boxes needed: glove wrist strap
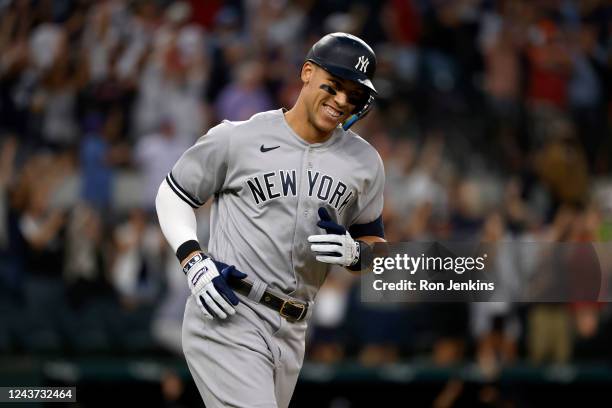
[347,240,373,271]
[182,252,206,275]
[349,240,360,266]
[185,256,218,292]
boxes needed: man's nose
[333,90,349,107]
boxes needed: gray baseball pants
[182,294,307,407]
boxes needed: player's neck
[284,106,333,144]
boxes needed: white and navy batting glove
[183,253,247,320]
[308,207,362,269]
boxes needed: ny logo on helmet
[355,56,369,73]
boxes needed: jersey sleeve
[166,122,232,208]
[348,153,385,238]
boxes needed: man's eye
[320,84,337,95]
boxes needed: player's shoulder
[213,109,284,135]
[195,109,283,149]
[340,129,384,170]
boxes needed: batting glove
[308,207,362,268]
[183,253,247,320]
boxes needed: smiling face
[300,62,366,135]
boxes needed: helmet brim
[307,59,377,95]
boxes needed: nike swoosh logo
[260,145,280,153]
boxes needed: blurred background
[0,0,611,406]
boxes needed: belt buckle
[279,299,306,322]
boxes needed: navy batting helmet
[305,32,377,130]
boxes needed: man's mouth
[322,104,343,119]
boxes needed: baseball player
[156,32,386,408]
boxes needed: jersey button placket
[305,149,312,218]
[290,147,311,292]
[306,145,313,168]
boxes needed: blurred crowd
[0,0,611,400]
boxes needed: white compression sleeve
[155,178,199,253]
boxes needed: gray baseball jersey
[168,108,385,302]
[169,108,384,407]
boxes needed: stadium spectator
[133,118,190,210]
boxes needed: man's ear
[301,62,315,84]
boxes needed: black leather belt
[229,279,308,323]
